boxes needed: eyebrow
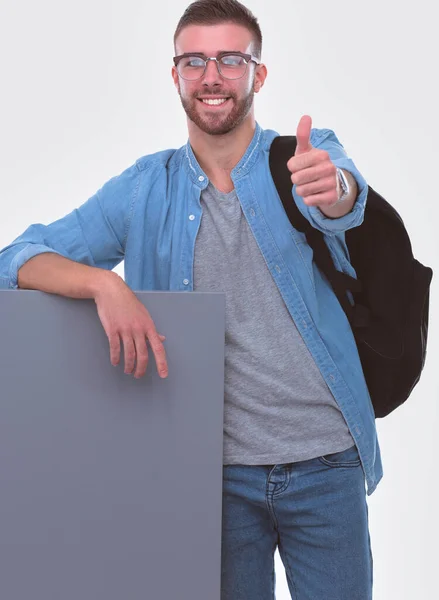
[180,50,245,56]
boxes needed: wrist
[90,269,123,302]
[330,167,350,207]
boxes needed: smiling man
[173,33,260,138]
[0,1,380,599]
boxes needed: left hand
[287,115,339,207]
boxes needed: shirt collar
[183,122,264,188]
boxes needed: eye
[220,55,246,67]
[182,56,205,68]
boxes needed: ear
[254,63,267,93]
[171,66,180,91]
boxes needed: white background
[0,0,438,598]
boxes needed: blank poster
[0,290,225,600]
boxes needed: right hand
[93,273,168,379]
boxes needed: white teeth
[202,98,228,105]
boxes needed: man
[0,1,381,598]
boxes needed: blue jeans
[221,444,373,599]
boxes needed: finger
[158,334,166,341]
[147,331,169,378]
[295,115,313,155]
[122,335,136,374]
[288,150,331,179]
[133,333,149,379]
[108,333,121,366]
[302,190,339,206]
[295,175,336,198]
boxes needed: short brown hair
[174,0,263,58]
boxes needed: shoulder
[94,146,186,208]
[310,128,343,148]
[134,146,185,174]
[258,126,343,152]
[97,145,186,199]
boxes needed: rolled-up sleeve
[292,128,368,235]
[0,162,141,289]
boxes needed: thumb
[295,115,313,155]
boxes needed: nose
[201,58,223,86]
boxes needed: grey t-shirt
[193,183,354,465]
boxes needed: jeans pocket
[318,444,361,468]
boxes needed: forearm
[318,170,358,219]
[17,253,117,300]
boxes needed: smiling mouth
[198,97,230,107]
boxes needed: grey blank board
[0,290,225,600]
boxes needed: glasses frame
[173,51,261,81]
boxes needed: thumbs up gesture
[287,115,340,207]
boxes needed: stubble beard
[179,84,255,136]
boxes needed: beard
[179,83,255,136]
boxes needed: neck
[188,113,256,193]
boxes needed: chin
[181,93,253,136]
[191,107,250,136]
[196,120,237,136]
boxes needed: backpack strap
[269,135,368,329]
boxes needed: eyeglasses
[173,51,261,81]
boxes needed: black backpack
[269,135,433,418]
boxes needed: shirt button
[198,175,205,182]
[183,279,189,286]
[189,214,195,221]
[250,208,256,217]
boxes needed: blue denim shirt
[0,123,383,495]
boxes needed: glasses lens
[177,56,206,80]
[218,55,248,79]
[177,55,249,80]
